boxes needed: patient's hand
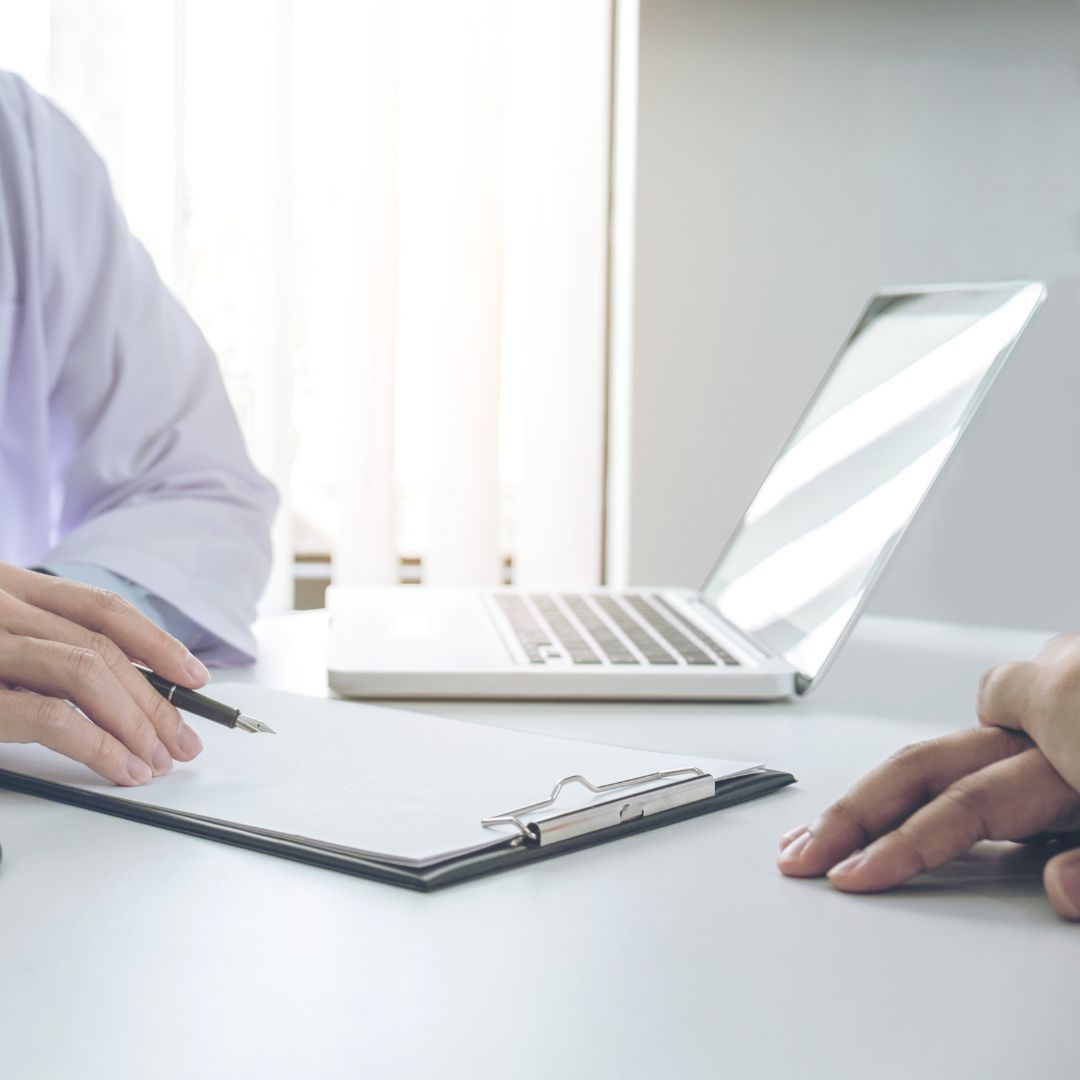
[977,632,1080,795]
[777,727,1080,920]
[0,561,207,786]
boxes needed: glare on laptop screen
[703,283,1044,685]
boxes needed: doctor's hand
[777,727,1080,920]
[0,561,207,786]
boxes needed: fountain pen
[136,666,276,733]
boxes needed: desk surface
[0,612,1075,1079]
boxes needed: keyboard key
[623,596,716,666]
[651,596,740,666]
[560,595,639,664]
[593,596,678,665]
[529,595,601,665]
[495,594,554,664]
[497,590,740,669]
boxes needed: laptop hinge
[688,595,813,694]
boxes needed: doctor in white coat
[0,73,277,785]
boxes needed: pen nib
[235,714,276,734]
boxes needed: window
[0,0,612,605]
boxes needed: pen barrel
[137,667,240,728]
[172,686,241,727]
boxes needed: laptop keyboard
[493,592,740,668]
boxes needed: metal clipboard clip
[481,767,716,847]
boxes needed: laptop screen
[702,282,1044,688]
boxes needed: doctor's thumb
[1044,846,1080,921]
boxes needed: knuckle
[90,586,133,617]
[129,713,159,751]
[819,795,851,825]
[886,740,932,772]
[882,741,935,802]
[819,796,870,845]
[941,779,983,815]
[1040,632,1080,661]
[976,661,1035,724]
[975,665,998,710]
[87,725,123,772]
[145,690,179,733]
[938,781,991,841]
[34,695,73,733]
[67,646,105,683]
[976,663,1012,709]
[887,823,931,875]
[86,632,124,670]
[86,724,110,760]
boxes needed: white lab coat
[0,73,277,662]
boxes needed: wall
[627,0,1080,631]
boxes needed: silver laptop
[328,282,1045,701]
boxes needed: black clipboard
[0,765,794,891]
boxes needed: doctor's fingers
[9,568,209,689]
[0,593,203,763]
[827,748,1080,894]
[0,633,174,776]
[778,726,1032,878]
[0,686,154,786]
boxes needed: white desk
[0,613,1075,1079]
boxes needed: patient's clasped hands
[0,562,207,785]
[779,633,1080,920]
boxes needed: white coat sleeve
[20,82,278,664]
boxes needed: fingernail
[1054,858,1080,920]
[178,722,204,757]
[185,655,210,685]
[126,754,153,785]
[828,851,868,879]
[778,830,813,864]
[779,823,810,852]
[151,740,172,775]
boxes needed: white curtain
[0,0,612,605]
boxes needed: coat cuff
[40,561,255,667]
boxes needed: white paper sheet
[0,685,761,867]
